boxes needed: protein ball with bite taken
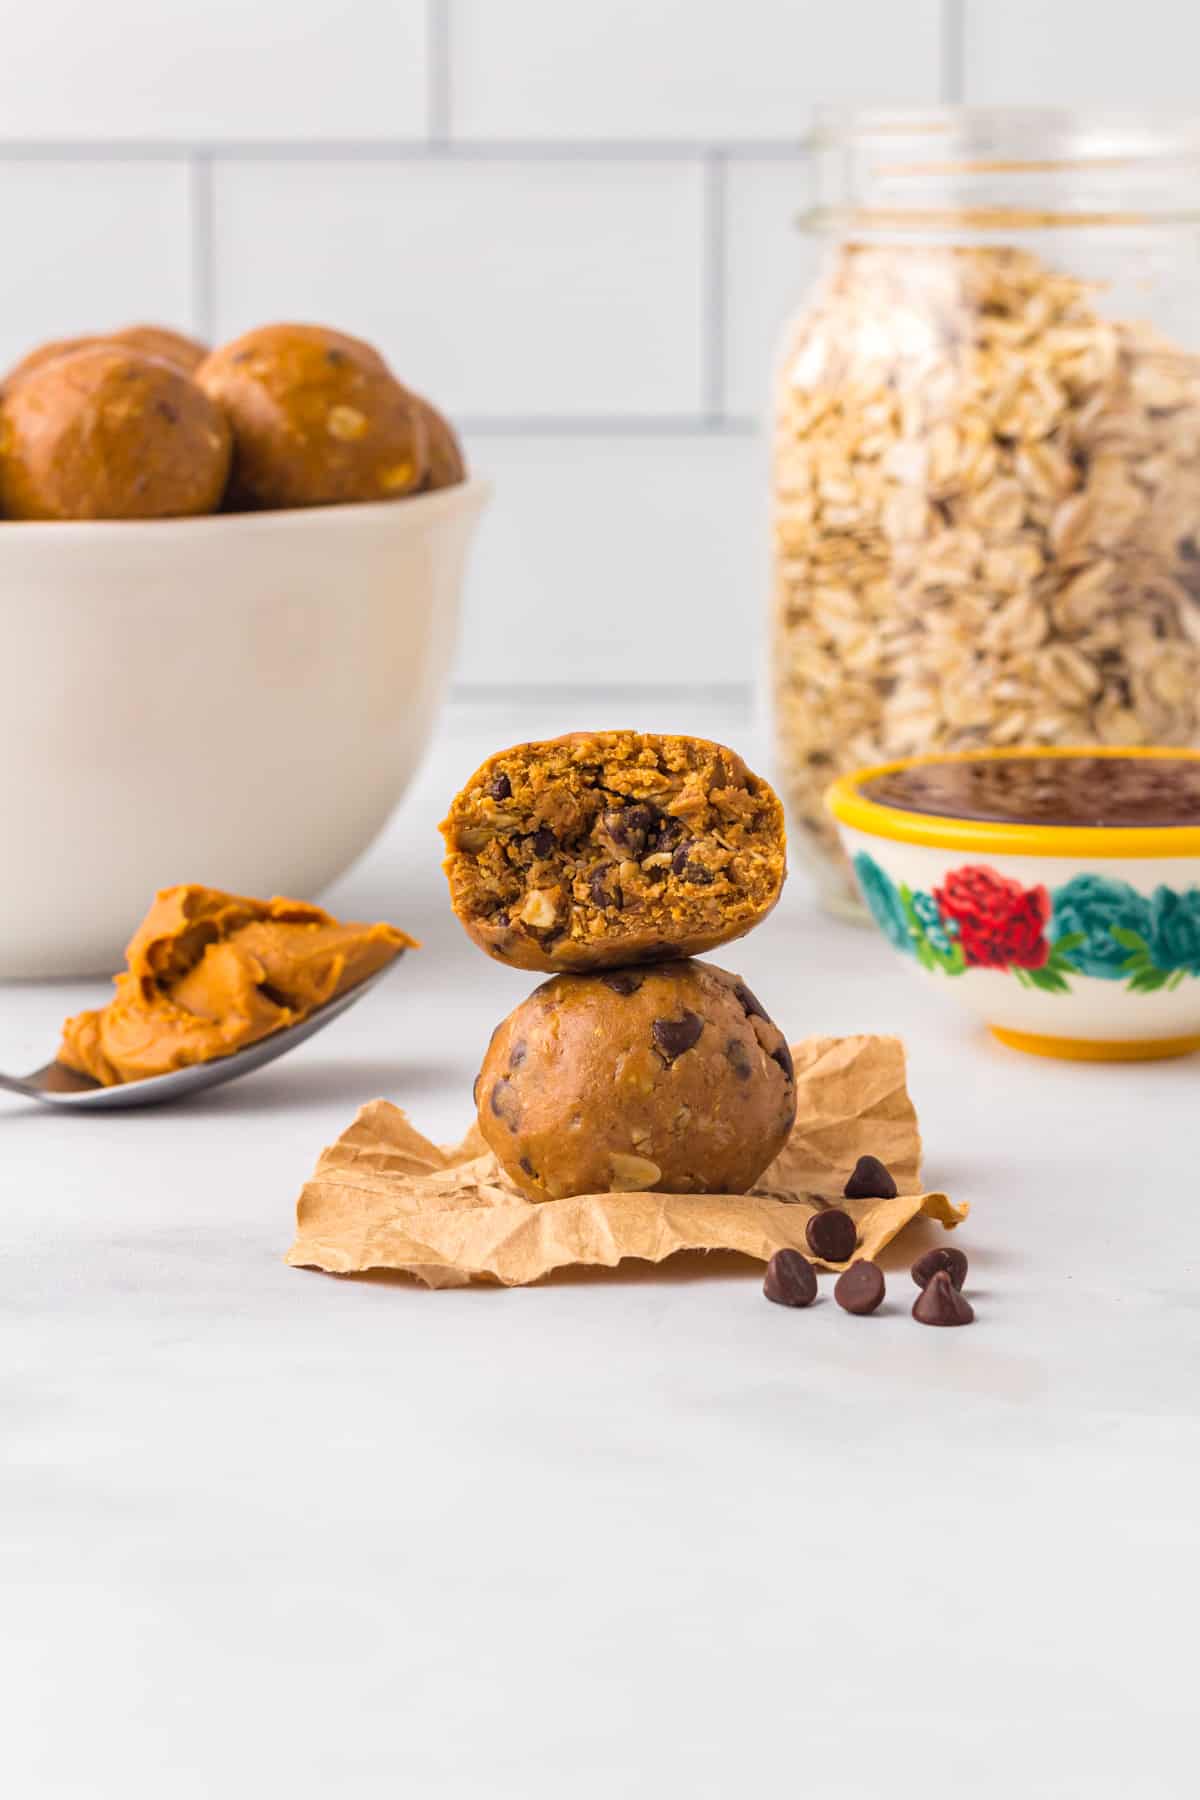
[442,731,787,973]
[195,323,428,510]
[475,959,797,1202]
[0,346,231,521]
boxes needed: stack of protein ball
[441,729,974,1326]
[0,321,464,521]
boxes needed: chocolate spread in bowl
[860,756,1200,828]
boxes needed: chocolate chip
[769,1042,794,1082]
[508,1041,527,1069]
[487,773,511,801]
[805,1207,857,1263]
[912,1270,975,1327]
[844,1154,898,1200]
[834,1260,885,1315]
[671,843,715,884]
[530,826,557,857]
[489,1079,520,1131]
[602,971,644,996]
[911,1246,968,1291]
[519,1156,536,1178]
[603,803,658,854]
[654,817,686,854]
[155,399,179,424]
[726,1038,753,1080]
[590,863,625,909]
[652,1012,704,1063]
[472,1072,481,1106]
[732,980,768,1022]
[763,1248,817,1308]
[492,911,510,928]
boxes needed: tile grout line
[941,0,966,104]
[701,150,728,422]
[427,0,451,144]
[0,137,811,163]
[188,152,215,340]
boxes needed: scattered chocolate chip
[912,1270,975,1327]
[769,1042,794,1082]
[763,1248,817,1308]
[508,1041,527,1069]
[492,911,510,928]
[844,1154,898,1200]
[726,1038,753,1080]
[155,399,179,424]
[519,1156,536,1178]
[602,970,644,996]
[834,1260,885,1315]
[652,1012,705,1063]
[654,817,686,854]
[805,1208,858,1263]
[489,1079,520,1131]
[487,773,511,801]
[603,803,658,854]
[911,1246,968,1291]
[732,980,768,1022]
[589,863,622,908]
[530,826,557,857]
[326,347,346,366]
[472,1072,481,1106]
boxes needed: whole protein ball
[412,390,466,490]
[1,333,99,393]
[195,322,429,509]
[475,959,797,1202]
[108,323,208,374]
[0,346,232,521]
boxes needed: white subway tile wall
[0,1,1189,685]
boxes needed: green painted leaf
[1128,968,1169,993]
[1026,966,1072,994]
[1051,932,1086,955]
[1118,950,1150,973]
[1167,969,1187,991]
[1110,927,1150,952]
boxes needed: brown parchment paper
[286,1035,966,1289]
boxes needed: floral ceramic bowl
[827,746,1200,1060]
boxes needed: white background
[5,693,1199,1798]
[3,1,1199,687]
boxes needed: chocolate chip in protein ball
[805,1207,858,1263]
[834,1260,886,1316]
[911,1246,968,1291]
[589,864,621,908]
[603,803,659,854]
[530,826,557,857]
[912,1270,975,1327]
[487,774,511,801]
[601,970,644,996]
[726,1037,753,1080]
[763,1248,818,1309]
[489,1078,521,1130]
[770,1042,795,1082]
[844,1154,899,1200]
[652,1011,705,1063]
[732,981,769,1022]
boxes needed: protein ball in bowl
[1,333,99,393]
[413,390,466,490]
[475,959,797,1202]
[0,346,232,521]
[195,323,429,509]
[108,324,208,374]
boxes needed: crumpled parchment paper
[286,1035,966,1289]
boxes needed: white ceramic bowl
[828,747,1200,1061]
[0,479,490,976]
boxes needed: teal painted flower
[910,889,958,957]
[1050,874,1153,980]
[1147,886,1200,976]
[853,852,912,955]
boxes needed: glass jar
[771,108,1200,913]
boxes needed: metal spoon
[0,966,393,1111]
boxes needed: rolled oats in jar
[772,109,1200,911]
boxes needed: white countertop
[4,694,1196,1799]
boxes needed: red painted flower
[934,865,1051,969]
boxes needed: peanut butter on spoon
[58,884,416,1087]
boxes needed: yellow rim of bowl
[825,745,1200,859]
